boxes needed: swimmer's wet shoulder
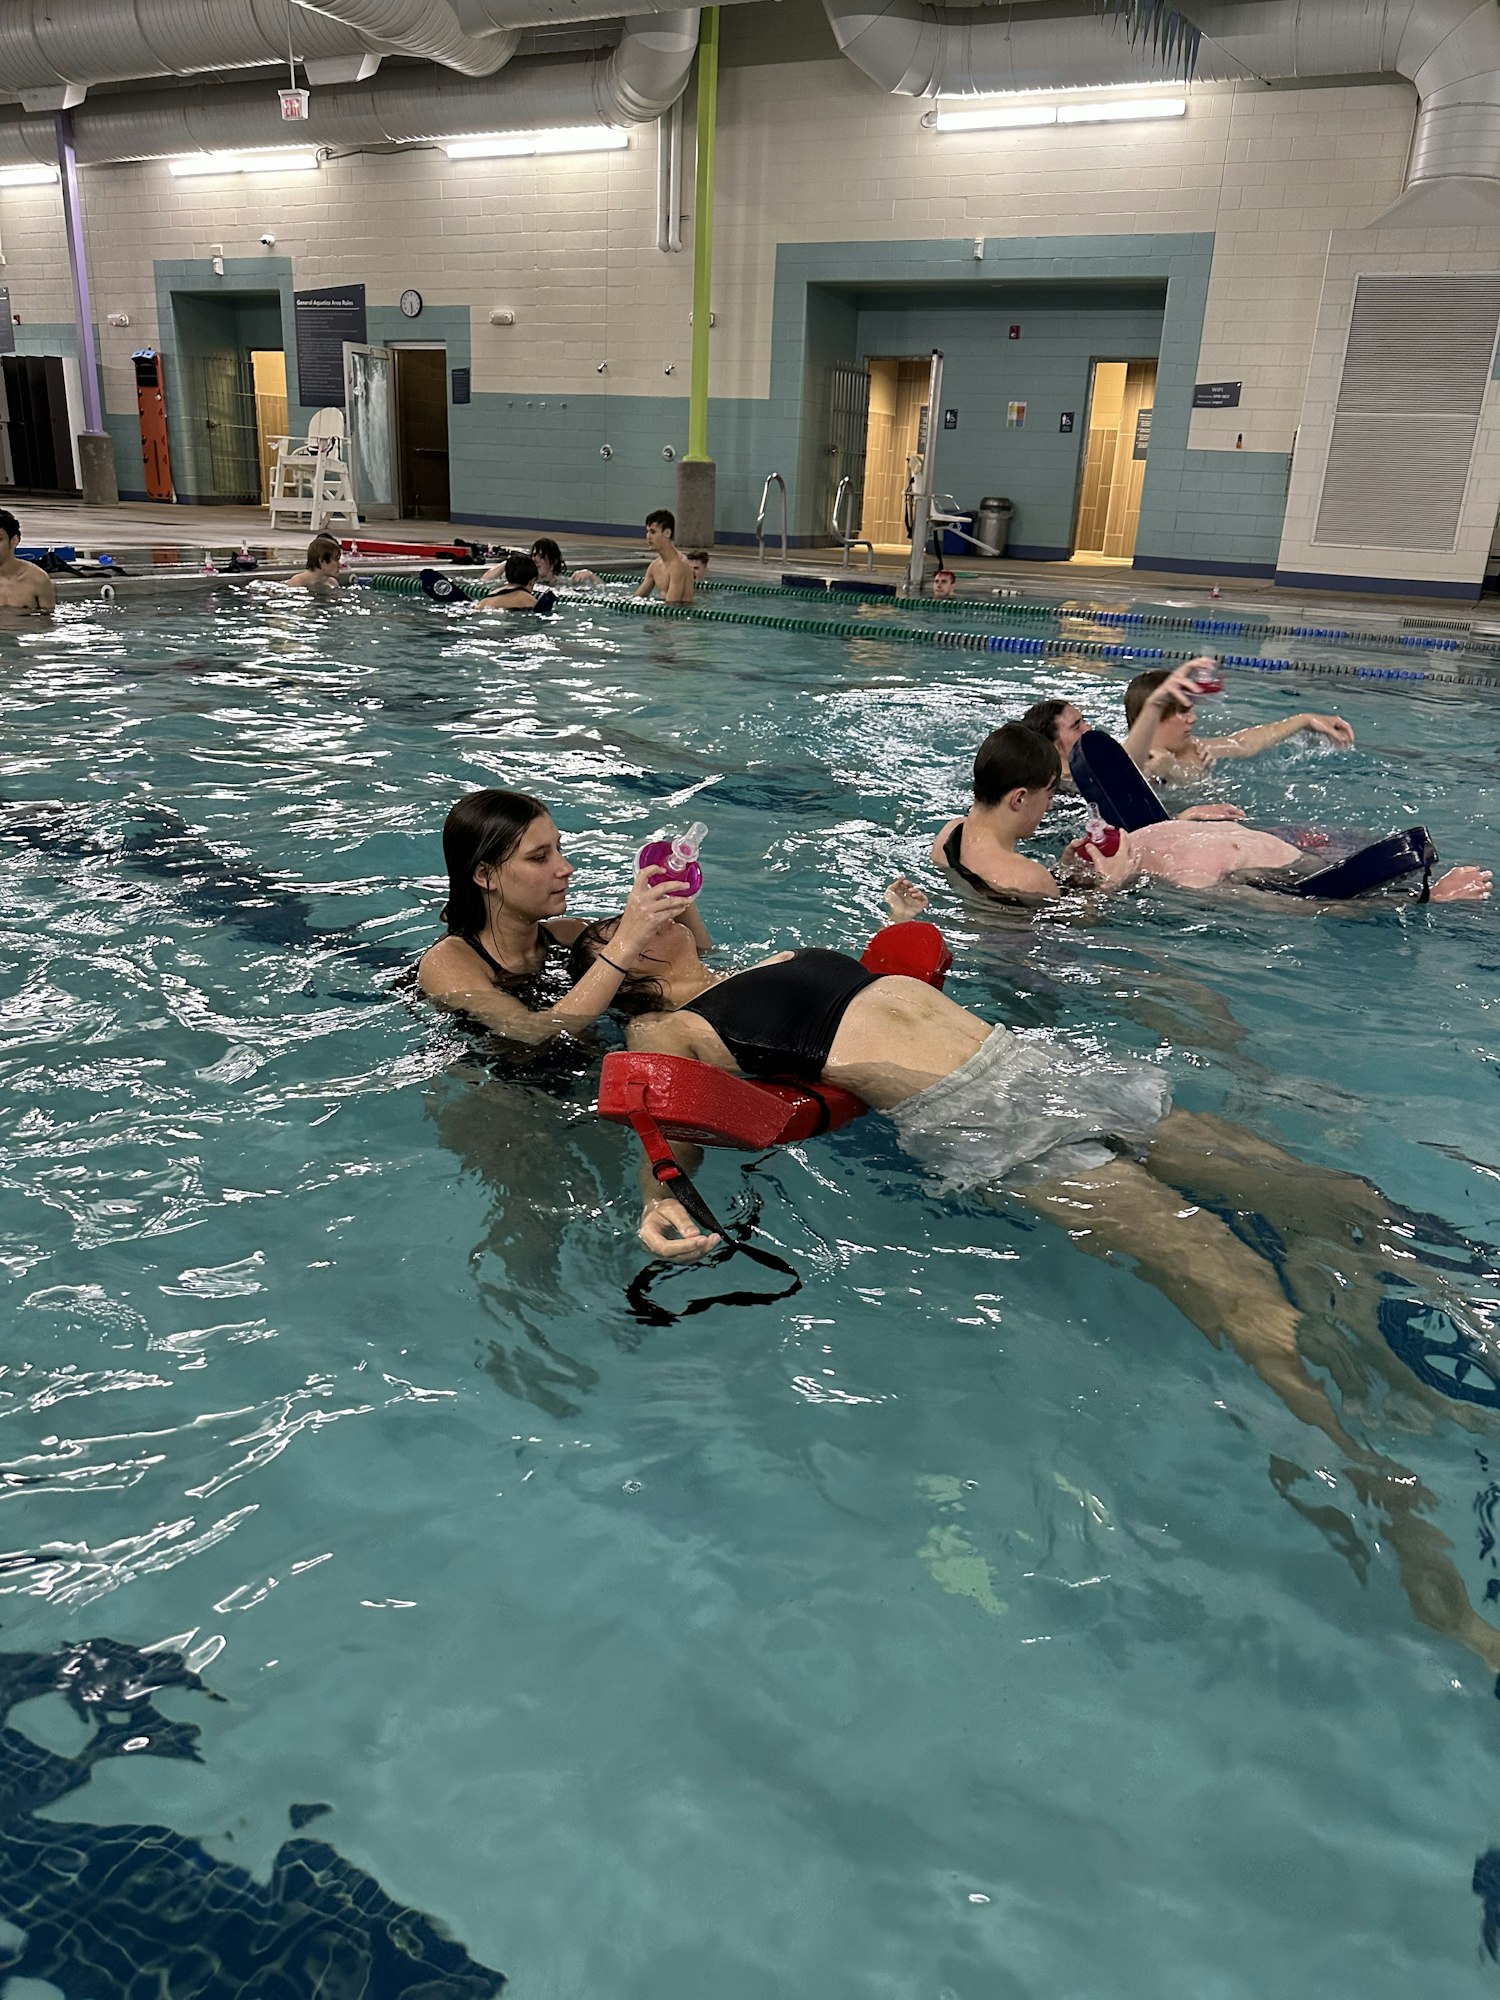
[0,508,55,614]
[931,817,1058,905]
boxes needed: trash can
[975,496,1012,557]
[940,513,974,557]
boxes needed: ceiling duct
[0,0,714,109]
[290,0,518,77]
[822,0,1500,209]
[0,9,702,166]
[0,0,385,109]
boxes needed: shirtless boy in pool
[0,508,55,614]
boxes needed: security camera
[259,233,277,247]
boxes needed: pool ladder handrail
[756,471,788,566]
[831,476,875,572]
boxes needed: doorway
[1073,359,1157,561]
[251,349,288,505]
[860,356,929,547]
[391,346,450,518]
[172,290,284,503]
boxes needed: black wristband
[599,953,631,975]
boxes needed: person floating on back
[0,508,56,614]
[933,717,1489,906]
[635,509,694,605]
[1124,665,1354,781]
[286,534,345,593]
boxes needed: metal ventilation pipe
[290,0,517,77]
[0,0,384,108]
[0,0,711,107]
[1192,1,1500,188]
[823,0,1189,100]
[821,0,1500,195]
[0,10,702,165]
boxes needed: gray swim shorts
[889,1026,1172,1192]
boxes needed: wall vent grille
[1314,275,1500,551]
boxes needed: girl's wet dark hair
[504,552,539,590]
[441,788,551,935]
[567,918,668,1015]
[1019,698,1071,744]
[530,537,564,576]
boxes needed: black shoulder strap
[456,931,510,979]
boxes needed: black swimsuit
[681,949,881,1079]
[454,923,572,1012]
[941,821,1042,907]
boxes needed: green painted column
[677,6,719,545]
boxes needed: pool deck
[12,496,1500,636]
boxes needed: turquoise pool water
[2,582,1499,1996]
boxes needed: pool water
[1,583,1499,1997]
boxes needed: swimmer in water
[285,534,345,593]
[1125,664,1354,781]
[417,788,706,1045]
[0,507,56,614]
[481,553,552,613]
[529,537,600,590]
[571,883,1500,1670]
[1021,661,1250,800]
[932,568,957,599]
[634,509,694,605]
[481,538,600,592]
[933,722,1490,905]
[686,548,711,585]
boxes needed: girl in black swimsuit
[417,788,698,1045]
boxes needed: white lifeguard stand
[267,407,359,531]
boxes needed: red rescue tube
[339,537,482,560]
[599,1051,866,1149]
[597,921,950,1153]
[859,919,952,987]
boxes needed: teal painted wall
[1135,447,1292,573]
[44,234,1295,572]
[851,287,1166,556]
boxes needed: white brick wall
[0,61,1417,449]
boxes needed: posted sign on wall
[294,284,368,407]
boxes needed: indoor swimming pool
[2,579,1499,1996]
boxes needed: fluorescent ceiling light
[169,150,319,177]
[0,164,59,187]
[932,104,1056,133]
[932,92,1187,133]
[443,126,629,160]
[1057,96,1187,124]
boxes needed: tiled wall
[0,56,1435,571]
[849,289,1166,557]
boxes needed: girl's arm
[624,1012,731,1259]
[417,871,684,1045]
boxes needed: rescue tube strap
[620,1093,803,1324]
